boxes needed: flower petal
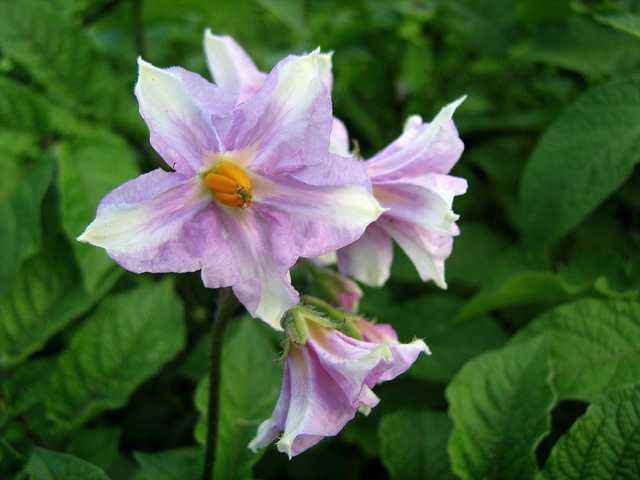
[382,339,430,382]
[330,117,350,156]
[253,173,384,259]
[374,173,467,236]
[379,217,453,288]
[367,96,466,181]
[308,326,392,406]
[200,206,299,329]
[77,169,212,273]
[224,50,333,175]
[355,319,431,383]
[276,346,359,458]
[135,59,224,175]
[248,358,292,452]
[337,224,393,287]
[203,30,266,105]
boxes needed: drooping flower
[78,48,383,329]
[337,100,467,287]
[248,306,429,457]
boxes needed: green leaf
[0,232,117,368]
[46,280,185,429]
[513,299,640,402]
[442,0,517,55]
[386,294,508,382]
[0,157,53,298]
[379,410,455,480]
[595,12,640,39]
[521,16,640,77]
[256,0,306,34]
[27,447,110,480]
[447,338,556,480]
[520,77,640,247]
[66,428,121,472]
[0,77,52,133]
[445,223,512,289]
[2,357,54,416]
[457,271,584,321]
[57,131,139,292]
[542,384,640,479]
[133,448,203,480]
[195,316,280,480]
[0,0,127,121]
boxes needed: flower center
[204,160,253,208]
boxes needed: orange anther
[214,192,245,208]
[204,173,237,193]
[203,159,253,208]
[217,161,252,191]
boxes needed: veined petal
[374,173,467,236]
[308,326,392,406]
[135,58,222,175]
[381,339,430,382]
[379,218,453,288]
[367,96,466,180]
[248,359,292,452]
[203,29,266,105]
[329,117,350,156]
[77,169,211,273]
[337,224,393,287]
[253,174,384,259]
[276,346,359,458]
[202,206,299,329]
[354,318,431,383]
[225,50,333,175]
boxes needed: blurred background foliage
[1,0,640,478]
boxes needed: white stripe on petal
[203,29,266,104]
[135,58,219,175]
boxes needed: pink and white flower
[249,313,428,457]
[337,101,467,288]
[78,47,383,329]
[203,32,467,289]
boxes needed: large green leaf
[457,271,585,321]
[521,16,640,77]
[542,384,640,479]
[0,77,52,134]
[27,447,110,480]
[0,0,127,121]
[0,233,117,368]
[595,12,640,39]
[46,280,185,429]
[66,427,121,473]
[2,357,54,416]
[447,338,556,480]
[386,294,508,382]
[195,316,280,480]
[57,132,139,292]
[379,410,455,480]
[513,299,640,402]
[441,0,517,55]
[520,77,640,247]
[133,448,203,480]
[0,156,52,298]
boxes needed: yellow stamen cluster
[204,161,253,208]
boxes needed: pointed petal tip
[276,438,294,460]
[413,338,431,355]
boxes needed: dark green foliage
[1,1,639,479]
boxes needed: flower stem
[202,287,235,480]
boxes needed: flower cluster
[79,31,465,457]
